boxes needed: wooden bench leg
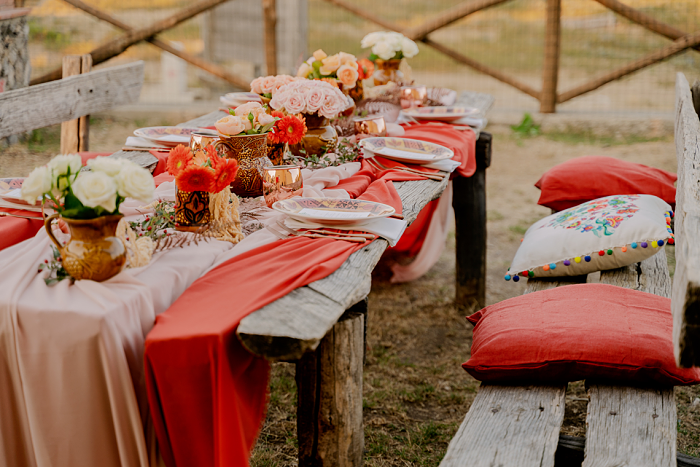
[454,131,492,311]
[296,300,366,467]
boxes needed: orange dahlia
[167,145,193,176]
[213,158,239,193]
[176,165,215,193]
[275,115,307,145]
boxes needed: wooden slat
[439,385,566,467]
[524,275,588,293]
[558,30,700,104]
[238,176,449,360]
[583,254,675,467]
[60,55,83,154]
[582,385,676,467]
[673,72,700,368]
[403,0,511,41]
[692,80,700,119]
[540,0,561,113]
[78,54,93,152]
[30,0,230,86]
[62,0,250,90]
[0,61,144,139]
[262,0,277,76]
[593,0,700,54]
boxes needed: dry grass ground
[1,117,698,465]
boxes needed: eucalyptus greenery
[38,246,73,286]
[129,200,176,240]
[288,138,362,169]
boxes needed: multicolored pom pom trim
[506,210,674,282]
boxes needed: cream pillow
[506,194,673,281]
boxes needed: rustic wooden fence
[28,0,699,113]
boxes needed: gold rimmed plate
[403,106,479,122]
[133,127,217,148]
[272,198,395,226]
[359,137,454,165]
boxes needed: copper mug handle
[44,213,64,251]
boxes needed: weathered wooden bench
[440,73,700,467]
[0,58,144,148]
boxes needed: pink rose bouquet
[269,80,351,120]
[250,75,304,99]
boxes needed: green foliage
[511,113,541,137]
[128,200,176,240]
[38,246,72,286]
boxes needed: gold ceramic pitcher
[44,214,127,282]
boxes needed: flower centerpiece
[250,74,303,103]
[21,155,154,282]
[361,31,419,86]
[297,49,360,91]
[269,80,350,157]
[167,144,239,230]
[266,110,307,165]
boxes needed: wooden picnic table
[110,92,494,465]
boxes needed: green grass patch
[544,129,671,146]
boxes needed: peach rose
[234,102,265,119]
[285,94,307,114]
[260,76,278,94]
[320,54,341,75]
[312,49,327,61]
[257,113,276,126]
[250,77,265,94]
[338,52,357,65]
[305,87,326,112]
[336,64,359,89]
[318,92,346,119]
[215,115,246,136]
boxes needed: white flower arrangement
[269,80,352,119]
[361,31,419,61]
[21,154,154,218]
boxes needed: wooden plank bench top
[442,74,700,467]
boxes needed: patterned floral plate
[0,177,30,205]
[403,106,479,122]
[359,137,454,165]
[133,127,217,147]
[272,197,395,226]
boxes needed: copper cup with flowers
[167,144,239,231]
[266,110,307,165]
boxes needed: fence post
[262,0,277,76]
[540,0,561,113]
[60,54,91,154]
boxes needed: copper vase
[214,133,272,197]
[175,188,211,232]
[44,214,126,282]
[373,59,404,86]
[267,141,287,166]
[290,113,338,158]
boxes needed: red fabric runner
[401,122,477,178]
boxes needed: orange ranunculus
[176,165,215,193]
[213,158,239,193]
[167,145,193,177]
[357,58,374,80]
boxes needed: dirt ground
[1,116,698,466]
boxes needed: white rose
[386,32,404,50]
[72,171,118,213]
[401,37,419,58]
[269,90,288,110]
[21,166,52,205]
[361,32,385,48]
[373,41,396,60]
[87,156,125,176]
[48,154,83,190]
[115,162,154,203]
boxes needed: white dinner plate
[272,197,395,226]
[403,106,479,122]
[359,137,454,165]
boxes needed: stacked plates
[359,137,454,165]
[220,92,262,108]
[272,198,395,226]
[133,127,218,148]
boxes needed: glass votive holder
[353,115,387,141]
[400,85,427,109]
[262,165,304,208]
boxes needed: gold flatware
[365,157,445,181]
[267,223,366,243]
[121,146,168,152]
[275,220,375,240]
[0,211,45,220]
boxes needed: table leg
[297,299,367,467]
[453,132,492,311]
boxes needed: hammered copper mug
[190,131,220,155]
[262,165,303,208]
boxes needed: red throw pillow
[535,156,677,212]
[463,284,700,386]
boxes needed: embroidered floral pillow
[506,194,673,281]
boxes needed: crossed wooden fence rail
[28,0,700,113]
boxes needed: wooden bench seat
[441,73,700,467]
